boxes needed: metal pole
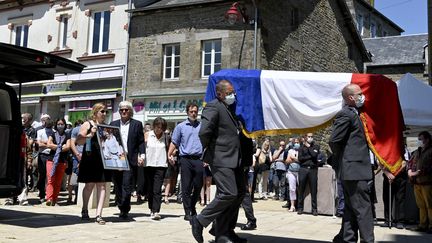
[388,181,392,229]
[252,0,258,69]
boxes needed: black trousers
[297,167,318,211]
[180,157,204,216]
[144,167,166,213]
[136,166,146,196]
[37,154,50,199]
[113,165,137,214]
[342,180,374,243]
[197,166,245,237]
[382,171,407,223]
[242,170,256,223]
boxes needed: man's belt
[181,155,202,160]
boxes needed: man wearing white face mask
[190,80,253,243]
[297,132,320,216]
[330,83,374,243]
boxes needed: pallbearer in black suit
[110,101,146,219]
[191,80,252,243]
[329,84,374,243]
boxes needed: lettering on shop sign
[147,99,204,113]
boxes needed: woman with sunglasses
[77,103,112,225]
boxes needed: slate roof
[363,34,427,66]
[133,0,226,11]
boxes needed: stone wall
[127,2,255,97]
[367,64,427,82]
[259,0,364,73]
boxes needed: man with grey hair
[110,101,146,219]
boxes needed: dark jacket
[329,105,372,181]
[199,99,252,169]
[298,143,320,168]
[110,119,145,167]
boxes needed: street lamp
[224,1,258,69]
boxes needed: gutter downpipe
[121,0,133,101]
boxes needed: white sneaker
[152,213,161,220]
[150,212,155,219]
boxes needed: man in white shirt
[110,101,145,219]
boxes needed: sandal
[288,207,296,212]
[164,198,169,205]
[95,215,106,225]
[81,209,90,220]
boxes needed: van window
[0,89,12,121]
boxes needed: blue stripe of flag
[207,69,265,132]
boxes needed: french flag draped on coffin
[206,69,405,175]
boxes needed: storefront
[132,93,205,131]
[15,65,124,123]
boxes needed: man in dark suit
[329,84,374,243]
[110,101,145,219]
[191,80,252,243]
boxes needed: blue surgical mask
[225,93,236,105]
[293,143,300,149]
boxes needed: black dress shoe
[216,236,234,243]
[241,221,257,230]
[184,214,191,222]
[119,212,128,219]
[312,210,318,216]
[335,212,343,218]
[297,209,303,215]
[191,215,204,243]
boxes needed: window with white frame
[14,24,29,47]
[91,10,110,54]
[202,39,222,77]
[163,44,180,80]
[370,22,376,38]
[356,14,364,36]
[59,15,69,49]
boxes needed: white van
[0,43,84,198]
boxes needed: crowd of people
[7,80,432,243]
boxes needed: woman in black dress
[77,103,111,225]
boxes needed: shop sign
[42,81,72,94]
[144,98,204,114]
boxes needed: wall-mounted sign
[42,81,72,94]
[142,97,204,114]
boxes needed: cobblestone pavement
[1,191,431,243]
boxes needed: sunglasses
[99,110,107,114]
[120,109,129,112]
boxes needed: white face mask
[355,94,365,108]
[307,137,314,144]
[225,93,236,105]
[417,140,424,147]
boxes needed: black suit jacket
[110,119,145,167]
[329,105,372,181]
[199,99,252,169]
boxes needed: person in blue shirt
[168,102,204,221]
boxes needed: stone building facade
[127,0,370,127]
[0,0,130,123]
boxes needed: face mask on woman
[293,143,300,150]
[57,124,65,133]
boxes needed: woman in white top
[286,137,302,212]
[255,140,272,200]
[144,117,169,220]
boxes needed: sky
[374,0,427,35]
